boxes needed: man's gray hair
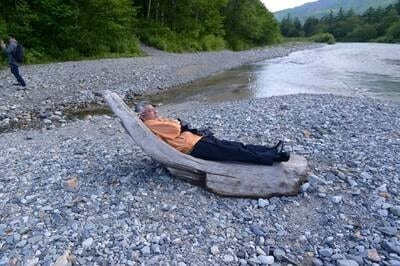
[134,101,151,113]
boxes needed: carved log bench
[104,91,309,198]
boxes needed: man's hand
[197,128,214,137]
[177,118,191,131]
[0,40,5,48]
[177,118,214,137]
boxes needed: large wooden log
[103,91,309,198]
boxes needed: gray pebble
[331,196,343,203]
[223,255,234,263]
[319,248,333,257]
[390,206,400,217]
[312,258,323,266]
[388,260,400,266]
[258,199,269,208]
[337,259,359,266]
[258,255,274,265]
[300,182,310,193]
[141,246,151,256]
[382,241,400,255]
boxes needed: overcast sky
[262,0,318,12]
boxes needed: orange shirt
[144,118,203,154]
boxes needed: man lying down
[135,102,290,166]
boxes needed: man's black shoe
[12,83,22,86]
[274,140,284,152]
[275,151,290,162]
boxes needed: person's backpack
[12,44,24,63]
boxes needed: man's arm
[177,118,213,137]
[145,119,182,140]
[0,40,12,55]
[0,40,6,52]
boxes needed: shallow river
[150,43,400,104]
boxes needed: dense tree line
[280,0,400,43]
[0,0,139,62]
[134,0,279,51]
[0,0,280,63]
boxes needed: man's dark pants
[190,135,277,165]
[10,64,26,87]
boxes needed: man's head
[8,35,16,43]
[135,101,157,121]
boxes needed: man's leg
[209,139,278,154]
[245,143,278,153]
[190,136,277,165]
[10,64,26,87]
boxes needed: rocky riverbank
[0,43,321,133]
[1,92,399,265]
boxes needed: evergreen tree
[377,9,399,36]
[396,0,400,13]
[337,8,345,20]
[294,18,304,36]
[280,15,293,37]
[303,17,319,37]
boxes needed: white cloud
[262,0,318,12]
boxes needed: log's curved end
[206,155,310,198]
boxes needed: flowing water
[149,43,400,105]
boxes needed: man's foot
[275,151,290,162]
[274,140,285,153]
[12,83,22,86]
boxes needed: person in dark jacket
[135,102,290,166]
[1,35,26,87]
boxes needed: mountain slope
[275,0,397,21]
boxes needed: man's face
[141,105,157,121]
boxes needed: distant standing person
[1,35,26,87]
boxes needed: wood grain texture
[104,90,309,198]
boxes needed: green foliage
[224,0,280,50]
[0,0,281,64]
[24,48,53,64]
[386,21,400,42]
[75,0,139,56]
[280,15,305,37]
[138,21,221,52]
[228,38,253,51]
[1,0,140,63]
[136,0,280,52]
[201,35,226,51]
[280,1,400,43]
[135,0,230,52]
[311,33,336,44]
[303,17,320,37]
[347,24,378,42]
[0,18,7,37]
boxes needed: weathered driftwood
[104,91,309,198]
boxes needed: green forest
[280,0,400,43]
[0,0,279,64]
[275,0,397,22]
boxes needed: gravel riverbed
[1,44,400,265]
[0,43,321,133]
[1,92,399,265]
